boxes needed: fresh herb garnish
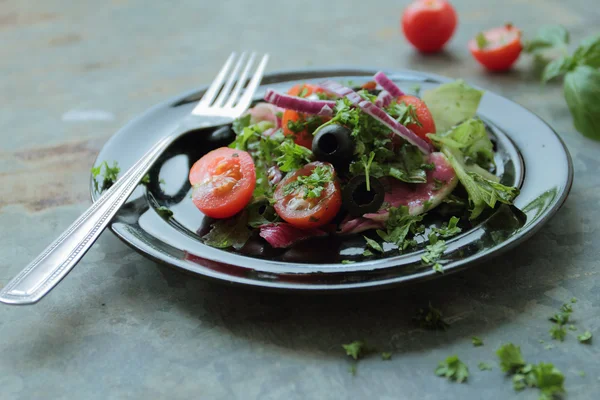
[550,324,567,341]
[497,343,566,398]
[414,302,449,330]
[577,330,592,343]
[91,160,121,193]
[342,341,366,360]
[284,165,332,199]
[377,206,424,249]
[381,352,392,360]
[476,32,488,49]
[363,236,383,253]
[472,336,484,347]
[276,140,313,172]
[435,355,469,383]
[523,27,600,140]
[497,343,526,373]
[478,362,493,371]
[432,216,462,238]
[421,233,447,273]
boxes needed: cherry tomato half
[189,147,256,219]
[282,110,329,150]
[402,0,457,53]
[397,95,436,142]
[274,162,342,229]
[469,24,523,71]
[287,83,324,98]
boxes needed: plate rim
[91,67,574,292]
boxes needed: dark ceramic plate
[91,68,573,292]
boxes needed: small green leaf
[577,330,592,343]
[550,324,567,341]
[341,260,355,264]
[381,352,392,360]
[202,212,251,250]
[475,32,488,49]
[472,336,484,347]
[342,341,365,360]
[363,236,383,253]
[496,343,525,373]
[478,362,492,371]
[570,297,578,303]
[435,355,469,383]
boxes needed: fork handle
[0,134,177,305]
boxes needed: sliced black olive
[342,175,385,217]
[312,124,354,169]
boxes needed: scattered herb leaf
[478,362,493,371]
[472,336,484,347]
[577,330,592,343]
[381,352,392,361]
[435,355,469,383]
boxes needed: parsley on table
[570,297,578,303]
[284,165,332,199]
[568,325,577,331]
[496,343,526,373]
[381,352,392,361]
[577,330,592,343]
[435,355,469,383]
[342,341,366,360]
[155,206,173,219]
[577,370,585,377]
[496,343,566,399]
[91,160,121,193]
[414,302,449,330]
[550,324,567,341]
[478,362,492,371]
[472,336,484,347]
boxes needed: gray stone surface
[1,0,600,398]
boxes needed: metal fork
[0,52,269,305]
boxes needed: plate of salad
[90,68,572,291]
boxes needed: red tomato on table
[469,24,523,71]
[273,162,342,229]
[189,147,255,219]
[402,0,458,53]
[397,95,437,142]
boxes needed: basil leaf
[564,65,600,140]
[524,25,569,53]
[541,56,575,83]
[572,33,600,68]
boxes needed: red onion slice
[320,80,432,154]
[373,71,405,98]
[264,89,336,116]
[375,90,393,108]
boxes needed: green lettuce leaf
[442,146,519,219]
[202,212,251,250]
[428,118,495,170]
[422,80,484,133]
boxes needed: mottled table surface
[2,0,600,399]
